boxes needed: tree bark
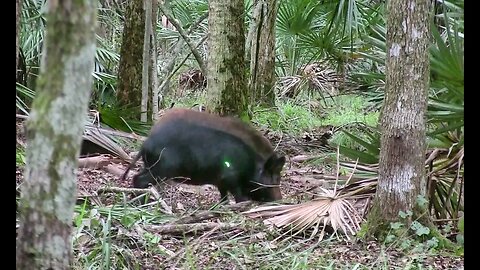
[206,0,248,118]
[158,0,173,103]
[367,0,432,235]
[248,0,278,106]
[141,0,152,122]
[150,0,159,121]
[16,0,97,268]
[116,0,146,118]
[16,0,22,79]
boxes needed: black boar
[121,108,286,203]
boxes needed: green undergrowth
[358,199,464,260]
[252,95,379,151]
[71,194,462,269]
[155,91,378,137]
[16,147,26,166]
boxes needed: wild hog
[121,109,286,203]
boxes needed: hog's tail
[120,149,144,181]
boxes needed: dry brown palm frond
[83,111,137,162]
[277,62,343,99]
[243,148,369,242]
[426,144,464,219]
[277,75,306,98]
[429,146,464,175]
[243,188,364,242]
[340,161,379,173]
[337,178,377,198]
[83,125,132,162]
[340,143,464,220]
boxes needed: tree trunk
[116,0,146,118]
[206,0,248,118]
[366,0,432,235]
[150,0,159,121]
[16,0,22,79]
[141,0,152,122]
[158,14,172,106]
[158,3,173,103]
[248,0,278,106]
[16,0,97,268]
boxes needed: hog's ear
[265,153,286,172]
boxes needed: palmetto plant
[168,0,208,32]
[303,0,464,224]
[157,0,209,66]
[16,83,35,115]
[16,0,148,133]
[244,149,368,242]
[335,1,464,220]
[17,0,123,108]
[243,187,363,242]
[275,0,384,101]
[19,0,46,68]
[338,126,464,220]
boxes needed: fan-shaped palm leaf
[16,83,35,115]
[19,0,46,65]
[244,191,363,242]
[244,149,366,242]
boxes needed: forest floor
[16,120,464,270]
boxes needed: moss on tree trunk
[149,0,158,121]
[116,0,146,117]
[16,0,97,268]
[207,0,248,118]
[365,0,433,238]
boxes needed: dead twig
[78,156,126,178]
[95,186,173,214]
[175,201,255,224]
[144,222,235,235]
[97,186,151,196]
[78,156,111,168]
[16,114,29,120]
[291,154,324,163]
[175,211,219,224]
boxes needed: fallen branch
[144,222,236,235]
[223,200,256,211]
[97,186,150,196]
[134,224,175,256]
[16,114,28,120]
[291,154,324,163]
[78,156,126,178]
[156,35,207,100]
[158,12,207,78]
[174,211,218,224]
[175,200,255,224]
[78,155,111,168]
[96,186,173,214]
